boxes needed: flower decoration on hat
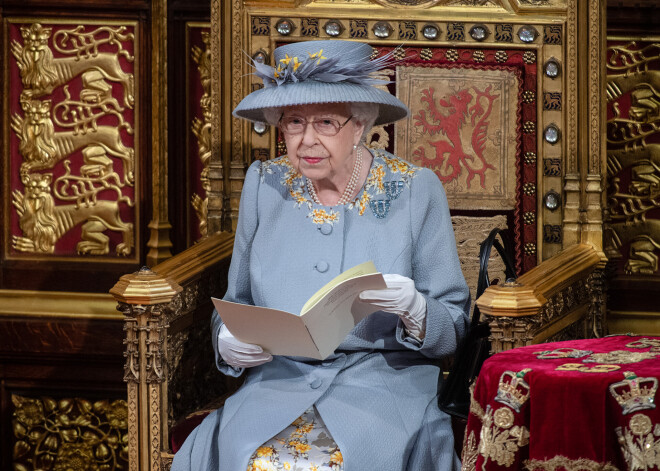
[253,48,397,88]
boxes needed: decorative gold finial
[109,266,181,305]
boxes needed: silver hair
[261,102,379,141]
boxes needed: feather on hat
[233,40,409,126]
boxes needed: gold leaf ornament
[95,443,111,460]
[44,433,59,451]
[13,421,27,439]
[13,440,30,459]
[44,397,58,412]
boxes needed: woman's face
[281,103,365,186]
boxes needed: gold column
[147,0,174,265]
[111,267,181,471]
[209,0,239,234]
[563,0,582,248]
[581,0,606,250]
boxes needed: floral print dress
[247,407,343,471]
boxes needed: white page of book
[302,273,387,359]
[213,298,322,358]
[211,272,386,360]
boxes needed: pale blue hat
[233,40,408,126]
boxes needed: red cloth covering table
[462,335,660,471]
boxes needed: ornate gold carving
[208,0,223,234]
[606,41,660,274]
[9,21,137,259]
[586,270,606,337]
[11,23,134,107]
[12,394,128,471]
[127,384,139,471]
[588,0,602,176]
[478,405,529,467]
[161,453,174,471]
[12,172,134,255]
[150,385,161,471]
[146,319,167,384]
[12,98,134,184]
[124,316,140,382]
[606,42,660,105]
[111,267,182,305]
[147,0,173,265]
[230,0,245,230]
[523,457,619,471]
[372,0,442,6]
[615,413,660,471]
[452,215,508,308]
[191,30,212,239]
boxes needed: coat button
[319,223,333,235]
[315,261,329,273]
[310,378,323,389]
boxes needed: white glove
[359,274,427,340]
[217,324,273,368]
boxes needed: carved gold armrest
[476,244,607,353]
[110,231,235,471]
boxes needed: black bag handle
[438,227,518,419]
[472,228,517,325]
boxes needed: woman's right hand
[217,324,273,368]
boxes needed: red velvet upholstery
[464,335,660,470]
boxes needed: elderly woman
[172,39,470,471]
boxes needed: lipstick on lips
[302,157,324,164]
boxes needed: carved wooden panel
[2,15,147,293]
[188,24,212,242]
[12,394,128,471]
[0,316,125,470]
[6,20,139,260]
[167,0,211,252]
[605,39,660,277]
[604,29,660,336]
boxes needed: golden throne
[110,1,608,469]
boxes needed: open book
[212,261,387,360]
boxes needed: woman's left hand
[359,274,427,340]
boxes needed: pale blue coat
[172,150,470,471]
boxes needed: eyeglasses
[279,115,353,136]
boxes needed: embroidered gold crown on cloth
[609,371,658,415]
[495,368,532,413]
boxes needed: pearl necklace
[307,146,363,206]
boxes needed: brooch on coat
[369,180,404,219]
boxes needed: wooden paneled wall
[605,0,660,336]
[0,0,209,468]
